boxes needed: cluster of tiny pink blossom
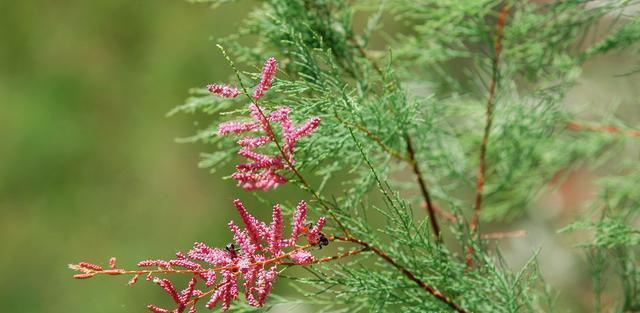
[251,57,277,100]
[211,57,321,190]
[72,57,328,312]
[207,84,239,99]
[71,200,326,312]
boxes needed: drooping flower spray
[70,200,334,312]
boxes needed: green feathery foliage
[171,0,640,311]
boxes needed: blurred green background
[0,1,258,312]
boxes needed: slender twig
[72,243,317,279]
[347,34,445,231]
[481,230,527,240]
[345,129,466,311]
[348,36,384,77]
[352,30,448,234]
[468,3,509,268]
[333,236,468,313]
[282,247,370,266]
[567,121,640,138]
[339,115,446,229]
[406,134,441,238]
[333,111,409,161]
[422,202,458,223]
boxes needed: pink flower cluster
[72,56,330,313]
[210,57,321,190]
[252,57,277,100]
[207,84,239,99]
[70,199,326,313]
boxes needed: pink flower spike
[267,106,292,123]
[206,271,238,311]
[255,266,278,306]
[307,217,326,245]
[202,269,216,287]
[228,221,257,255]
[291,200,308,241]
[169,259,202,271]
[268,204,283,255]
[207,84,239,98]
[233,199,269,243]
[78,262,103,271]
[238,136,271,149]
[252,57,277,100]
[218,121,258,135]
[289,250,314,265]
[294,117,321,139]
[137,259,171,268]
[237,149,280,165]
[180,277,198,304]
[153,278,182,305]
[231,171,287,191]
[187,242,230,266]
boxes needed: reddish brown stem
[481,230,527,240]
[422,202,458,223]
[347,34,444,239]
[334,112,408,161]
[338,116,444,236]
[281,247,370,266]
[348,36,384,77]
[468,3,509,268]
[333,236,467,313]
[406,135,441,239]
[567,121,640,138]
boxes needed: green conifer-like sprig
[173,0,640,311]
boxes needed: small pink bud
[108,257,117,269]
[307,217,326,245]
[128,274,140,285]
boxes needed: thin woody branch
[346,32,442,236]
[333,236,468,313]
[468,3,510,268]
[281,247,370,266]
[406,134,441,238]
[336,115,444,236]
[567,121,640,138]
[333,111,409,162]
[481,230,527,240]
